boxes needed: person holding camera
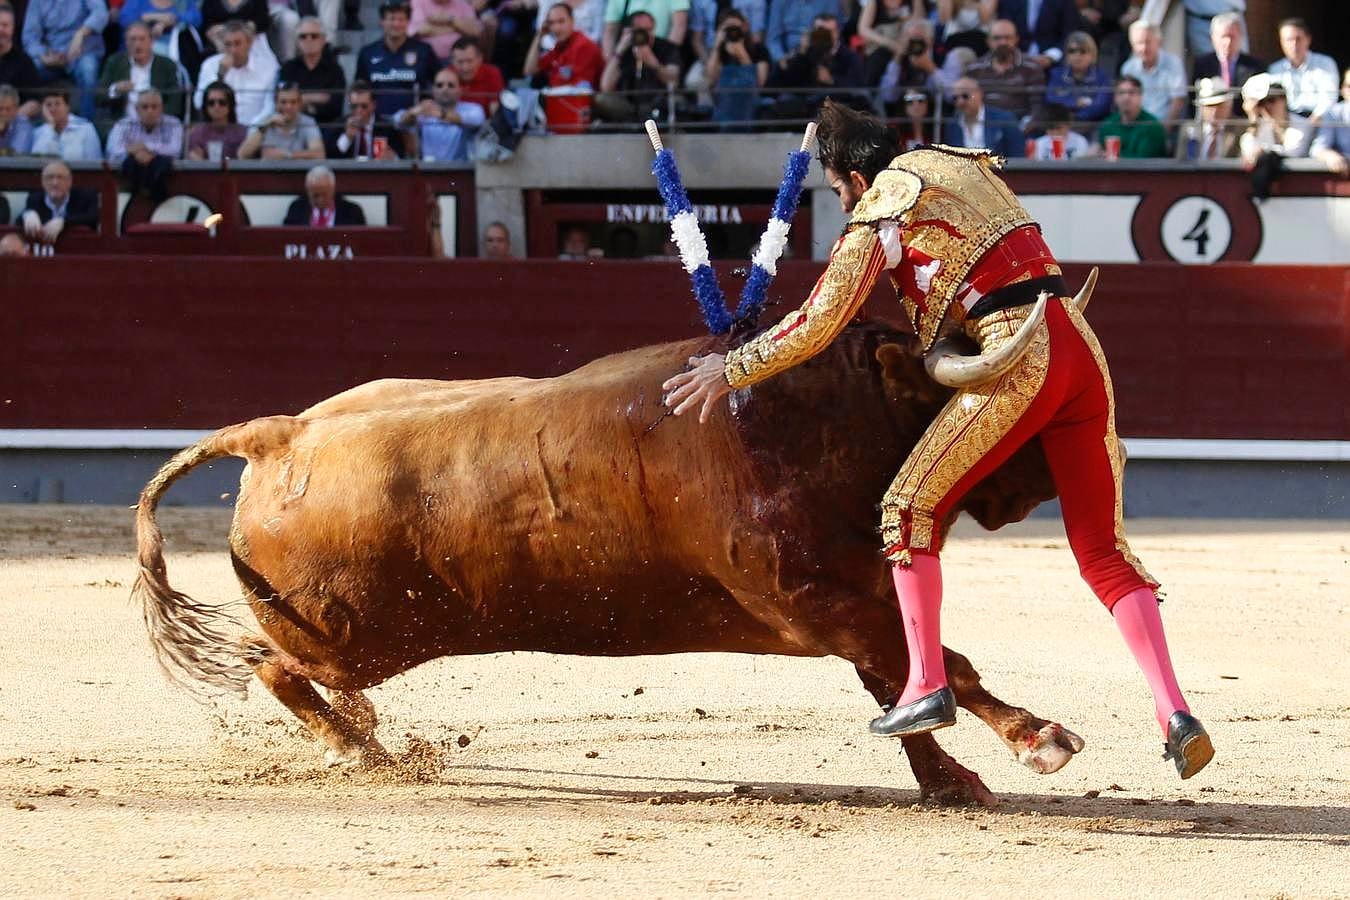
[764,13,864,120]
[593,9,679,123]
[880,17,940,96]
[685,0,762,98]
[857,0,926,85]
[703,7,769,127]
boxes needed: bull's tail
[132,417,296,699]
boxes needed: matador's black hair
[815,100,899,184]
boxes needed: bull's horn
[925,293,1048,389]
[1074,266,1099,313]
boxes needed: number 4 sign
[1160,196,1233,264]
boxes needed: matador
[662,102,1214,779]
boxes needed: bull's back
[228,338,771,667]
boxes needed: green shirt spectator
[1100,76,1168,158]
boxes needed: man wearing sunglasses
[396,65,482,160]
[329,80,404,158]
[279,16,347,123]
[941,77,1024,157]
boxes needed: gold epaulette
[849,167,922,225]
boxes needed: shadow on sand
[426,762,1349,845]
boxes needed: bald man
[21,160,100,244]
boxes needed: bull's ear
[875,342,910,381]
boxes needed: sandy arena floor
[0,505,1346,897]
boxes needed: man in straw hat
[662,101,1215,780]
[1186,76,1239,159]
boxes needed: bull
[133,321,1085,806]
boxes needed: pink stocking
[892,554,948,705]
[1112,587,1190,734]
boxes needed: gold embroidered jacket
[724,146,1035,389]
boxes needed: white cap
[1241,73,1284,104]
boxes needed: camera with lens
[906,38,928,56]
[723,24,744,43]
[631,27,650,46]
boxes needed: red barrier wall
[2,258,1346,440]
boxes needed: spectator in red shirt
[524,1,603,89]
[452,35,502,115]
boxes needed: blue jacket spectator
[766,0,840,62]
[943,77,1025,157]
[117,0,202,69]
[23,0,108,120]
[1044,31,1111,122]
[118,0,203,35]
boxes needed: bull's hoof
[323,741,393,769]
[918,760,1000,808]
[324,746,363,768]
[1017,722,1086,775]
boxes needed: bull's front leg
[855,666,996,807]
[942,648,1086,775]
[902,734,999,807]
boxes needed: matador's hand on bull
[662,353,731,423]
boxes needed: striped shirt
[106,114,183,165]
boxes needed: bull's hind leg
[244,638,391,767]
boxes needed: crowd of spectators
[1,0,1348,243]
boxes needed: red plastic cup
[1051,134,1066,160]
[1104,134,1121,161]
[1025,137,1037,159]
[373,136,389,159]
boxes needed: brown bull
[134,321,1084,806]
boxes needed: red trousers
[881,296,1158,609]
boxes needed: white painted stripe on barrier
[1,430,214,449]
[1,430,1347,461]
[1122,439,1350,462]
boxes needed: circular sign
[1159,195,1232,264]
[149,194,217,225]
